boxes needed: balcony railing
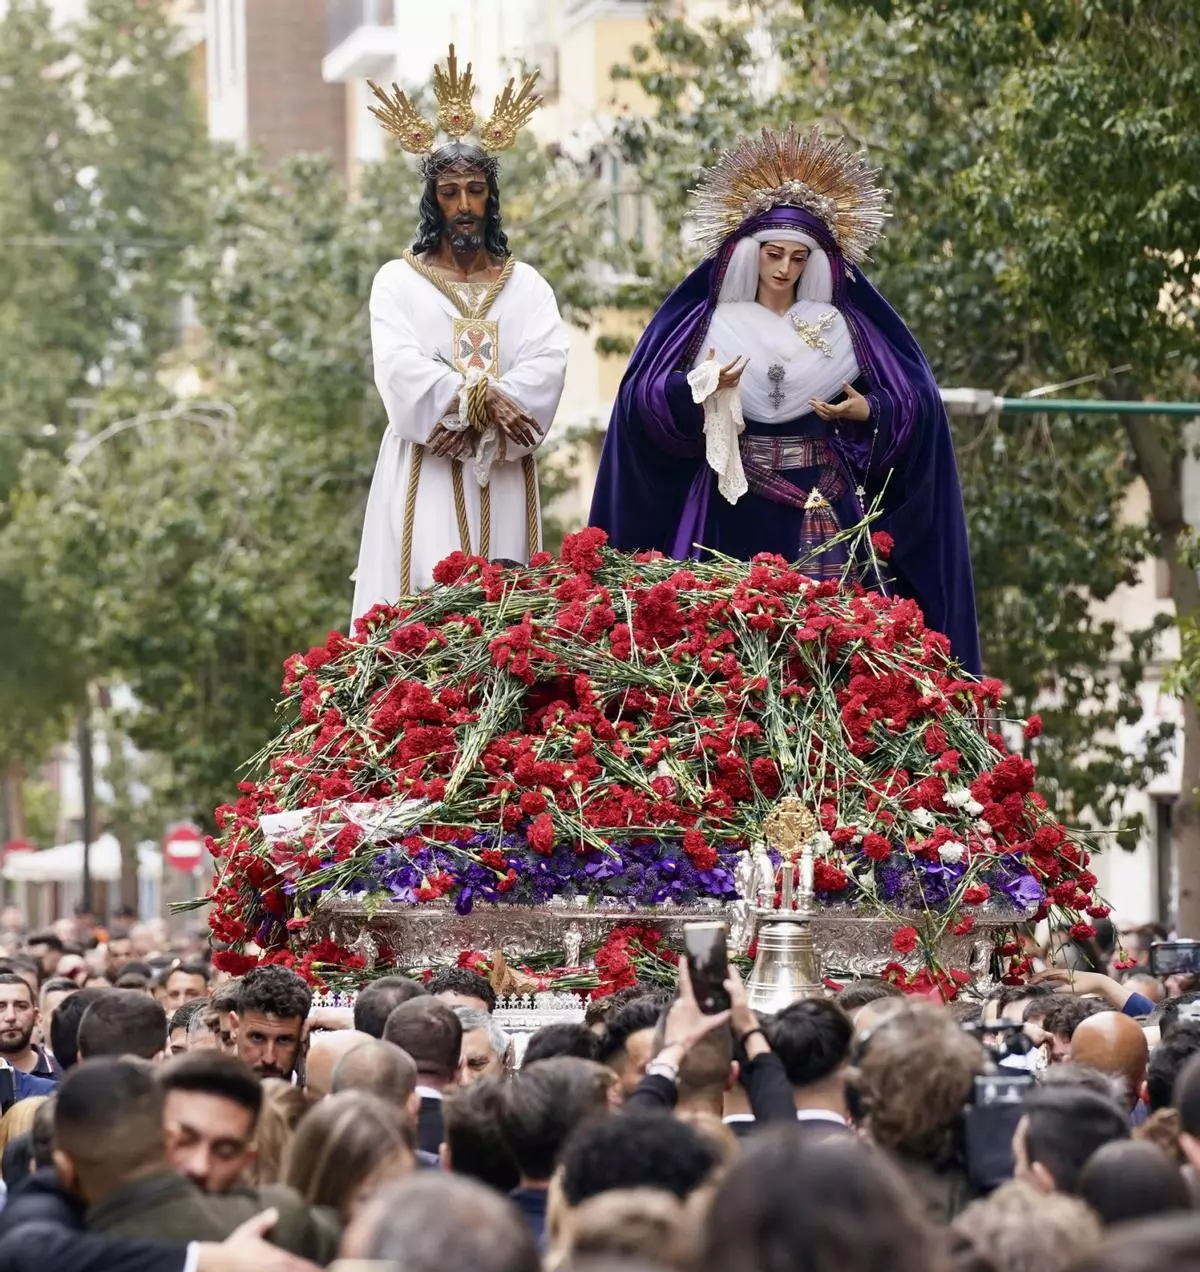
[327,0,395,58]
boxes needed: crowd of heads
[1,905,1199,1272]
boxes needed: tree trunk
[98,698,141,918]
[1,762,26,841]
[1120,403,1200,934]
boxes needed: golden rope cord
[398,445,424,594]
[402,251,516,320]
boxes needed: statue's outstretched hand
[810,381,870,422]
[706,347,749,391]
[486,384,541,449]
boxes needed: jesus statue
[351,48,568,620]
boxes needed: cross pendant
[767,362,785,411]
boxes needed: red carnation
[962,884,991,906]
[862,832,892,862]
[682,829,717,872]
[892,926,919,955]
[1068,922,1096,941]
[1024,714,1043,740]
[432,551,473,586]
[528,814,556,856]
[560,527,607,575]
[871,531,894,560]
[519,791,548,816]
[814,860,849,893]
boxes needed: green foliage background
[2,0,1198,922]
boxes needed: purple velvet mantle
[588,207,982,676]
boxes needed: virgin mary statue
[589,127,980,675]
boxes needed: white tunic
[351,256,569,621]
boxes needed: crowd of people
[1,906,1199,1272]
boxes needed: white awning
[2,832,161,883]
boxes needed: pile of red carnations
[203,528,1104,995]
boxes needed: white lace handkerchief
[687,358,748,504]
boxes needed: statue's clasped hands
[810,381,870,422]
[428,384,542,458]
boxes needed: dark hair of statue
[413,143,510,260]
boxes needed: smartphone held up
[684,921,732,1015]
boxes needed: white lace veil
[715,229,834,306]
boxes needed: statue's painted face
[757,240,810,300]
[436,166,489,253]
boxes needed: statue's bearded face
[436,166,490,253]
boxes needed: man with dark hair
[39,976,79,1037]
[441,1075,520,1193]
[50,1057,334,1260]
[0,971,59,1079]
[500,1058,612,1246]
[341,1173,539,1272]
[353,974,427,1038]
[1157,989,1200,1039]
[1013,1085,1129,1194]
[383,997,463,1155]
[48,986,109,1071]
[160,962,209,1014]
[981,981,1057,1028]
[428,967,496,1013]
[350,48,568,615]
[1042,995,1107,1062]
[159,1052,263,1194]
[522,1022,601,1066]
[209,978,242,1054]
[232,966,311,1081]
[25,931,64,980]
[1147,1022,1200,1113]
[77,990,168,1062]
[766,997,854,1130]
[168,999,212,1057]
[558,1109,720,1206]
[832,978,904,1018]
[597,995,668,1096]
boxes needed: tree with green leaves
[3,133,617,824]
[609,0,1180,885]
[0,0,204,847]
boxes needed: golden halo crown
[367,44,541,157]
[691,124,890,265]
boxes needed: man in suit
[382,999,462,1155]
[764,998,855,1134]
[51,1056,336,1262]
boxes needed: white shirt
[795,1108,849,1126]
[415,1083,445,1102]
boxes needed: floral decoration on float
[200,525,1105,1001]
